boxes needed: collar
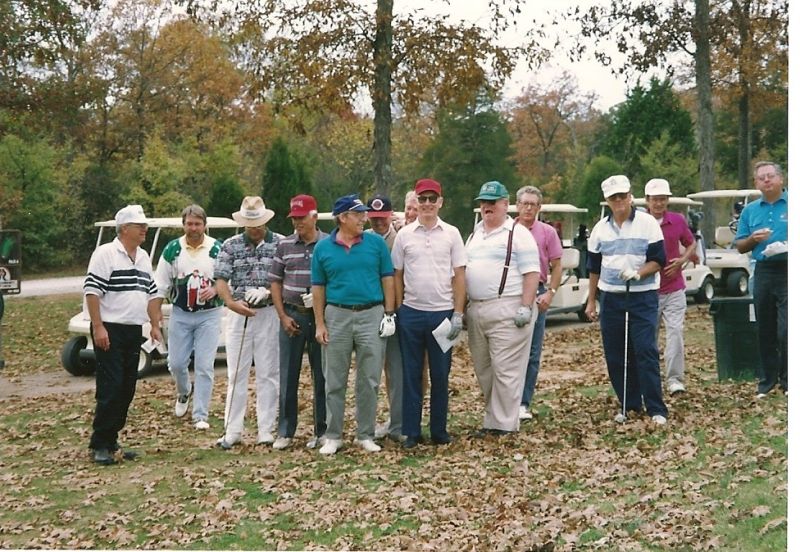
[758,190,788,206]
[113,237,142,260]
[293,229,322,245]
[330,227,363,247]
[408,217,443,232]
[243,229,273,247]
[606,207,637,225]
[181,234,212,251]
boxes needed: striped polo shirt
[268,229,328,307]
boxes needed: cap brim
[367,211,393,218]
[233,209,275,227]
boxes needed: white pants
[222,307,280,443]
[657,290,686,386]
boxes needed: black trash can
[709,297,761,381]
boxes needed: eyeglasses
[479,199,497,205]
[757,173,777,181]
[417,194,439,204]
[518,201,540,209]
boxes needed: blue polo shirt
[735,191,788,262]
[311,228,394,305]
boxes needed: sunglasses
[417,194,439,204]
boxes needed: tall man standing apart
[85,205,162,465]
[734,161,788,397]
[644,179,697,395]
[514,186,563,420]
[312,194,395,455]
[393,178,467,448]
[270,194,328,450]
[154,205,223,430]
[585,175,668,425]
[215,196,284,449]
[465,181,539,436]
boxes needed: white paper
[432,318,461,353]
[141,338,166,354]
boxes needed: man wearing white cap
[585,176,669,425]
[84,205,163,465]
[214,196,284,449]
[644,179,697,395]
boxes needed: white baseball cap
[115,205,150,225]
[601,175,631,198]
[644,178,672,197]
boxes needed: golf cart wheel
[577,307,591,323]
[61,336,95,376]
[726,270,748,297]
[696,276,715,304]
[137,348,154,379]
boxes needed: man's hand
[536,290,554,312]
[751,228,772,243]
[280,314,300,337]
[244,287,270,306]
[92,322,110,351]
[663,259,684,278]
[379,313,396,338]
[446,312,463,340]
[149,324,163,345]
[227,300,256,317]
[199,286,217,302]
[315,323,329,345]
[620,268,641,282]
[584,300,598,322]
[513,305,533,328]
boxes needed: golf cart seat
[715,226,735,248]
[560,247,581,283]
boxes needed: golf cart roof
[687,189,762,200]
[633,197,702,207]
[316,212,405,222]
[471,203,588,216]
[94,216,239,228]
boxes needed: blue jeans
[397,305,453,441]
[168,307,221,422]
[277,306,326,438]
[753,262,787,393]
[521,285,548,407]
[599,290,667,417]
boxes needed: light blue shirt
[735,191,788,262]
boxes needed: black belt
[285,303,313,314]
[327,301,382,311]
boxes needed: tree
[261,137,312,235]
[419,94,518,236]
[577,155,624,221]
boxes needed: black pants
[89,323,141,451]
[753,262,788,393]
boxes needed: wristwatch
[547,287,557,294]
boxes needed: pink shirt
[518,218,563,284]
[655,210,695,293]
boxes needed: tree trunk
[372,0,393,195]
[736,0,752,189]
[694,0,715,242]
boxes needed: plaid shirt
[214,230,284,301]
[268,229,328,307]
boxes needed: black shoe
[403,436,420,449]
[110,444,139,461]
[470,428,489,439]
[387,433,405,443]
[487,429,512,437]
[93,448,117,466]
[431,434,451,445]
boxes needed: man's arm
[147,297,163,343]
[393,268,404,311]
[85,294,109,351]
[216,278,255,317]
[271,280,299,336]
[452,266,466,314]
[312,284,328,345]
[537,257,562,312]
[381,275,395,314]
[585,272,600,322]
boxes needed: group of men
[83,161,787,464]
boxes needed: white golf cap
[645,178,672,197]
[115,205,150,225]
[601,175,631,198]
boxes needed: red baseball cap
[288,194,317,217]
[415,178,442,196]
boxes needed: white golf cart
[473,203,593,322]
[61,216,239,378]
[687,189,762,296]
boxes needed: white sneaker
[355,438,381,452]
[194,420,210,430]
[518,406,533,420]
[257,432,274,445]
[668,382,686,395]
[306,436,326,449]
[651,415,667,426]
[374,422,390,439]
[613,413,627,424]
[756,392,768,399]
[174,385,192,417]
[319,438,343,455]
[273,437,291,450]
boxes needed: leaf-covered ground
[0,302,787,550]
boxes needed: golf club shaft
[223,314,249,437]
[622,280,630,419]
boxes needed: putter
[615,280,632,424]
[306,345,320,449]
[220,314,249,446]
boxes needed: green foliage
[597,78,695,180]
[262,137,312,235]
[638,131,699,197]
[207,175,245,219]
[420,99,518,236]
[577,155,624,220]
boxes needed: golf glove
[244,286,270,306]
[513,305,533,328]
[763,241,788,257]
[620,268,641,282]
[379,313,396,338]
[446,312,464,340]
[301,292,314,308]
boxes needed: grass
[0,296,787,550]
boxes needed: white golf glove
[379,313,396,338]
[446,312,464,340]
[244,287,270,306]
[513,305,533,328]
[301,292,314,308]
[763,241,788,257]
[620,268,641,282]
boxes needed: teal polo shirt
[311,228,394,305]
[735,191,788,262]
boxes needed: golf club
[614,279,632,424]
[220,314,249,444]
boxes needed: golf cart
[61,216,239,378]
[473,203,593,322]
[687,189,762,296]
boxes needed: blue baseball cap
[332,194,369,216]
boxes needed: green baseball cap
[474,181,509,201]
